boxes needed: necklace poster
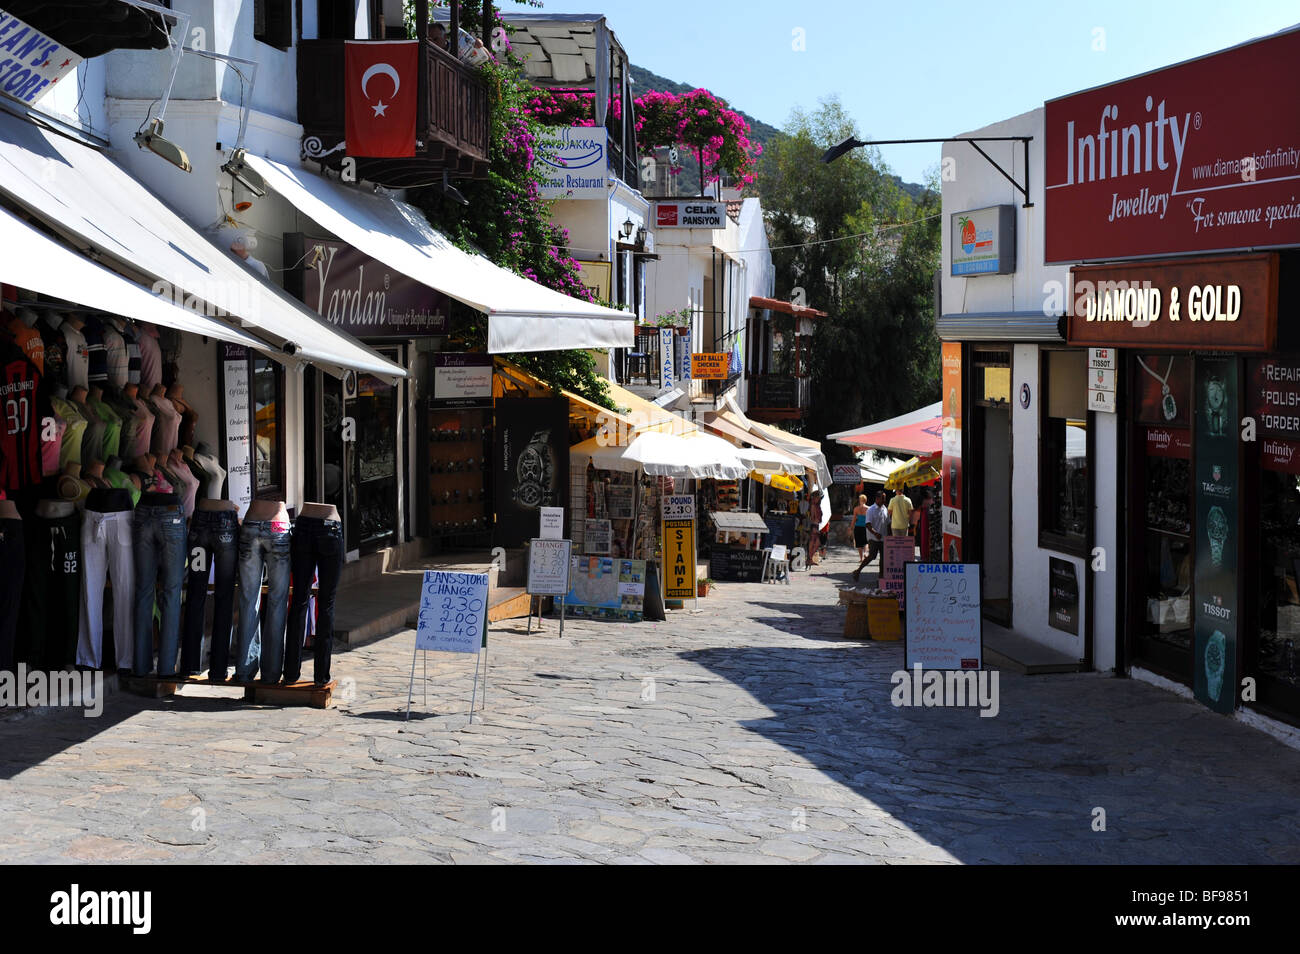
[1192,356,1238,714]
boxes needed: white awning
[0,206,266,351]
[242,154,637,354]
[570,430,749,480]
[0,109,405,380]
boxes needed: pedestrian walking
[850,493,870,561]
[888,486,914,537]
[852,491,888,582]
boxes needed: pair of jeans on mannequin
[284,514,344,686]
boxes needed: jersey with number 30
[0,341,41,491]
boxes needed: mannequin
[6,306,44,373]
[192,442,227,499]
[168,384,197,450]
[0,500,23,672]
[76,485,135,674]
[123,381,154,459]
[71,385,105,464]
[149,382,181,458]
[57,464,91,504]
[166,447,199,516]
[183,497,239,679]
[87,384,123,461]
[235,499,292,683]
[60,313,89,391]
[284,502,344,686]
[21,498,80,670]
[132,481,186,678]
[83,459,110,489]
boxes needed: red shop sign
[1045,26,1300,263]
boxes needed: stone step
[982,622,1082,674]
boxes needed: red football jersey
[0,341,41,491]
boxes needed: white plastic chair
[764,544,790,584]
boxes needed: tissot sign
[1045,27,1300,263]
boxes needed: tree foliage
[756,97,941,457]
[406,0,613,410]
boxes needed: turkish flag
[344,40,418,158]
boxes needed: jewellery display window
[1258,452,1300,700]
[429,408,489,540]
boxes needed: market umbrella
[885,453,943,490]
[570,430,750,479]
[750,470,804,492]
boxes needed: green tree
[406,0,614,410]
[756,97,940,455]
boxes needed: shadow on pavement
[679,640,1300,864]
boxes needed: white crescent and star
[360,63,400,118]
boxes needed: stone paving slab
[1,547,1299,864]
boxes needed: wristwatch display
[513,428,555,508]
[1205,629,1226,701]
[1206,505,1228,566]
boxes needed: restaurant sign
[1067,253,1278,351]
[285,234,447,336]
[1045,27,1300,262]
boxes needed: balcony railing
[297,38,489,187]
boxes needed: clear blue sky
[503,0,1297,185]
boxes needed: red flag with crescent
[344,40,418,158]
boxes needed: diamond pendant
[1161,385,1177,421]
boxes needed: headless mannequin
[246,499,289,523]
[0,499,18,520]
[149,383,166,400]
[124,383,139,400]
[197,498,237,513]
[299,502,340,522]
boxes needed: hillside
[629,63,927,201]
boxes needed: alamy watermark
[890,664,999,718]
[0,665,104,717]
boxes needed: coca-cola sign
[284,234,447,337]
[1045,27,1300,263]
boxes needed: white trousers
[76,509,135,671]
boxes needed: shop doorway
[348,350,401,554]
[970,349,1013,626]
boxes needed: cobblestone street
[3,547,1300,864]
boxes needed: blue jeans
[181,509,239,678]
[236,519,291,683]
[132,502,187,677]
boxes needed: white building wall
[942,106,1115,669]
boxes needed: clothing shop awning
[242,155,637,353]
[0,109,405,380]
[711,510,770,533]
[570,430,749,480]
[0,206,265,351]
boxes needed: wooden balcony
[297,38,489,187]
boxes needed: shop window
[254,0,293,49]
[251,355,285,499]
[1040,350,1088,554]
[973,350,1011,407]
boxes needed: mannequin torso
[246,499,289,523]
[299,502,341,522]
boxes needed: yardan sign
[1044,26,1300,263]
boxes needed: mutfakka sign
[1045,26,1300,263]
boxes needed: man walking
[888,487,914,536]
[852,491,888,582]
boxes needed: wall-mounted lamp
[635,225,647,247]
[620,216,635,240]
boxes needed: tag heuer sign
[655,201,726,229]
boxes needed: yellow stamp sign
[662,518,697,598]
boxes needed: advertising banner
[221,344,253,516]
[566,557,646,621]
[415,570,488,654]
[941,342,963,560]
[659,327,675,389]
[655,201,726,228]
[493,397,568,549]
[950,205,1015,276]
[1249,357,1300,439]
[1048,557,1080,636]
[1192,356,1238,714]
[690,353,728,379]
[1045,28,1300,262]
[536,127,607,199]
[431,353,493,408]
[662,518,696,599]
[286,234,448,336]
[0,10,83,105]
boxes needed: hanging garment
[17,506,81,670]
[0,341,42,491]
[60,322,89,391]
[137,326,161,393]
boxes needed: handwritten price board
[527,538,571,596]
[416,570,489,654]
[904,563,982,670]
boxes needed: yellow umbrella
[750,470,804,493]
[885,453,941,490]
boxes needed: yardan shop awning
[243,155,636,354]
[0,109,405,380]
[0,206,265,351]
[570,430,749,480]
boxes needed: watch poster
[941,341,963,561]
[493,397,569,549]
[1048,557,1080,636]
[1192,356,1238,714]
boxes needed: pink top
[149,393,181,458]
[40,414,66,477]
[137,326,162,393]
[168,458,199,516]
[129,398,155,459]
